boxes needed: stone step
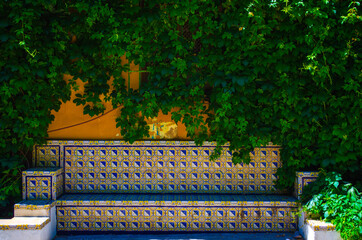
[56,193,298,233]
[1,200,58,240]
[0,216,55,240]
[14,200,54,217]
[0,216,50,230]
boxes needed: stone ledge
[15,200,55,210]
[306,219,336,231]
[299,212,342,240]
[302,220,342,240]
[14,200,55,217]
[0,205,57,240]
[0,217,49,230]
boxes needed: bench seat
[57,193,297,206]
[56,193,298,232]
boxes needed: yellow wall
[47,57,189,140]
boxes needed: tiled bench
[20,140,299,233]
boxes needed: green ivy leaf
[232,76,249,86]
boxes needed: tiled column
[294,171,319,200]
[22,168,63,200]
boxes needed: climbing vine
[0,1,361,213]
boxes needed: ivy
[0,1,361,215]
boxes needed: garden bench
[2,140,319,235]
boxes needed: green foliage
[86,0,361,189]
[0,1,361,215]
[301,170,362,240]
[1,0,71,213]
[0,156,23,218]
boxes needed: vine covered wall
[0,0,361,213]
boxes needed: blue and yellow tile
[22,167,63,200]
[295,171,319,199]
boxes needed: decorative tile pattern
[33,140,282,194]
[63,145,279,194]
[294,171,319,199]
[56,194,297,232]
[22,167,63,200]
[33,145,61,167]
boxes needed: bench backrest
[34,140,281,194]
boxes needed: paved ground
[55,232,298,240]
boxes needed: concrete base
[302,222,342,240]
[299,211,342,240]
[0,206,56,240]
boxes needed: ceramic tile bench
[11,140,315,235]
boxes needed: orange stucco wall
[47,57,189,140]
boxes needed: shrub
[301,170,362,240]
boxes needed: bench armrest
[294,171,319,200]
[22,168,63,200]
